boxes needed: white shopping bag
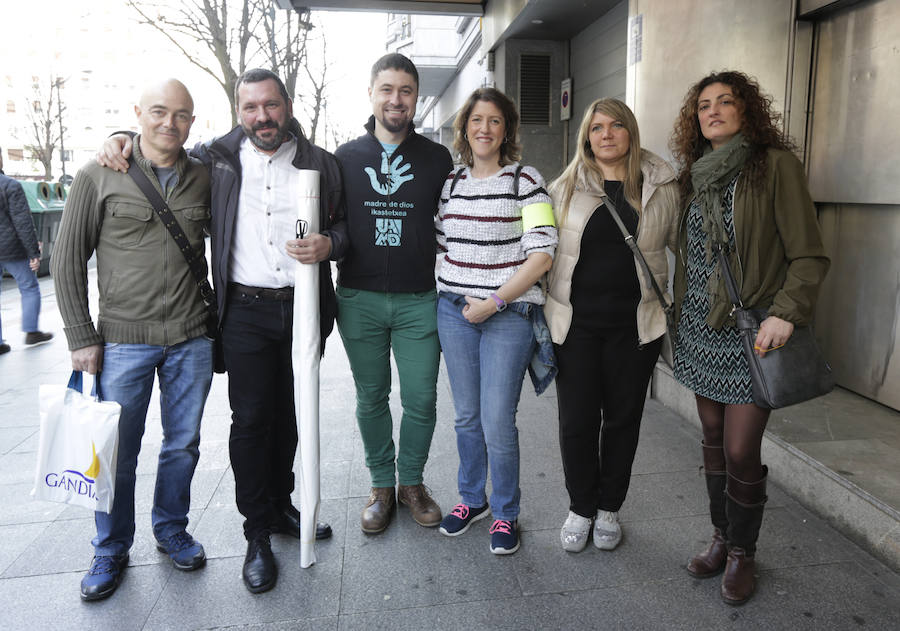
[32,371,121,513]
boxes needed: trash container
[18,181,65,277]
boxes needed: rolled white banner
[292,169,321,568]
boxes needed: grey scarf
[690,133,750,262]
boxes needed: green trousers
[336,286,440,487]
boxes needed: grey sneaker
[593,510,622,550]
[560,511,592,552]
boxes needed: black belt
[229,283,294,301]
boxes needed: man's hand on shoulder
[95,134,133,172]
[285,233,332,264]
[71,344,104,375]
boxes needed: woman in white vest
[546,98,680,553]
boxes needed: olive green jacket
[673,148,829,328]
[52,139,211,350]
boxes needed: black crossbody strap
[126,157,217,318]
[601,194,673,321]
[449,167,466,196]
[715,244,744,310]
[513,164,523,198]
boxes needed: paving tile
[0,449,40,485]
[0,481,69,525]
[142,554,341,630]
[339,514,518,614]
[793,438,900,510]
[0,426,35,455]
[0,521,48,576]
[0,564,171,631]
[209,618,338,631]
[0,566,175,631]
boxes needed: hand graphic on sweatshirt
[365,152,414,195]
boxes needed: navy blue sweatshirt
[335,117,453,293]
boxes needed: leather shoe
[687,529,728,578]
[398,484,441,527]
[272,504,333,540]
[721,547,756,605]
[242,532,277,594]
[24,331,53,346]
[361,486,395,534]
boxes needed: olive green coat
[673,148,829,328]
[53,139,211,350]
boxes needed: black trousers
[555,324,662,517]
[221,292,298,539]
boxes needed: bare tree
[126,0,329,136]
[250,2,331,144]
[297,30,331,145]
[126,0,257,126]
[251,1,311,101]
[24,77,65,180]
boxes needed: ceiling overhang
[273,0,484,16]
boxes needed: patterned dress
[673,175,753,404]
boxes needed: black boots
[687,442,728,578]
[722,465,768,605]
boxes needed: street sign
[561,78,572,121]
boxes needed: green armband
[521,202,555,230]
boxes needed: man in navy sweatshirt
[334,53,453,534]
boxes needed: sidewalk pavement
[1,272,899,630]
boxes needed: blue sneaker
[489,519,520,555]
[156,530,206,571]
[439,502,490,537]
[80,553,129,601]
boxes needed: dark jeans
[221,291,297,539]
[555,324,662,517]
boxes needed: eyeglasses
[295,219,308,239]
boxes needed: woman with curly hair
[545,98,679,553]
[435,88,557,554]
[670,71,829,604]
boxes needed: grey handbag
[715,245,834,409]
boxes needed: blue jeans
[93,336,213,556]
[0,258,40,340]
[437,292,536,521]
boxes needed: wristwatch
[490,292,507,312]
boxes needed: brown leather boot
[721,547,756,605]
[361,487,395,534]
[687,442,728,578]
[722,466,768,605]
[398,484,442,527]
[687,528,728,578]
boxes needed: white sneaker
[560,511,592,552]
[593,510,622,550]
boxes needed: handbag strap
[714,244,743,310]
[601,194,674,323]
[126,156,217,319]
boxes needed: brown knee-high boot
[722,465,768,605]
[687,441,728,578]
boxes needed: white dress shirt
[230,135,302,288]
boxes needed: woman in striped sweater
[434,87,558,555]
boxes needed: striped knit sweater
[436,163,558,305]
